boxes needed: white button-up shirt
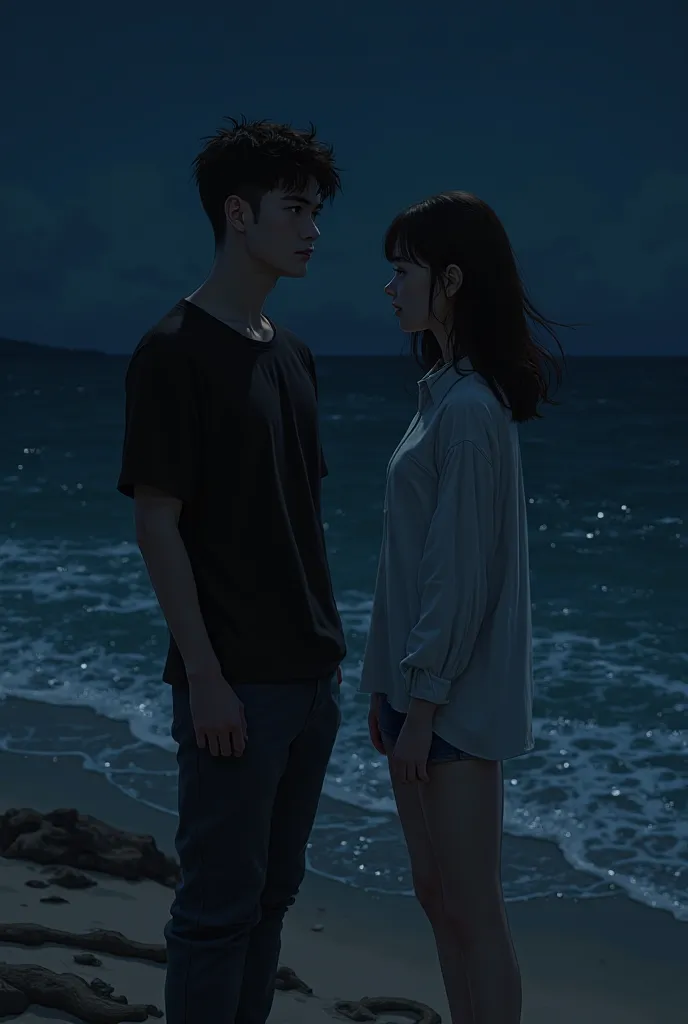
[358,359,534,761]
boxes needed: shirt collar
[418,357,473,406]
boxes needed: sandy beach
[1,737,687,1024]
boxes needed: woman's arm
[400,439,495,708]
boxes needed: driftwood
[333,995,442,1023]
[0,963,163,1022]
[0,922,166,962]
[0,808,179,887]
[0,976,27,1016]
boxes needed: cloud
[503,170,688,316]
[581,170,688,297]
[0,164,207,325]
[0,165,686,351]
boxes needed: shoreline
[0,740,687,1021]
[0,694,683,921]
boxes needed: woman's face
[384,256,462,334]
[384,258,432,334]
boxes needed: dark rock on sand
[74,953,103,967]
[0,807,180,887]
[275,964,313,995]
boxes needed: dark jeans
[164,675,340,1024]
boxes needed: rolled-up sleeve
[400,440,494,703]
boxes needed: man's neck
[187,253,277,342]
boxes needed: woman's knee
[440,886,508,945]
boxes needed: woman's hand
[390,715,433,783]
[368,693,386,755]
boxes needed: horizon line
[1,338,686,360]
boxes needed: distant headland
[0,337,117,358]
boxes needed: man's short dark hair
[192,116,342,245]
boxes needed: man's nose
[302,218,320,241]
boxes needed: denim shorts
[377,695,481,764]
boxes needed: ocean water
[1,345,687,921]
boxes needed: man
[117,116,346,1024]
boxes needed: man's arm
[134,485,219,679]
[304,346,329,478]
[117,340,215,678]
[118,341,245,756]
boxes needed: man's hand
[367,693,386,755]
[390,716,433,783]
[187,668,248,757]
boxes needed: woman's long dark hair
[385,191,571,422]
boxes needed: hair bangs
[383,207,429,266]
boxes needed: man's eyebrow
[282,194,324,210]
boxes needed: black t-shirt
[117,299,346,686]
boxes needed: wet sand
[0,740,686,1023]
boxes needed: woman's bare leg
[420,758,521,1024]
[382,735,474,1023]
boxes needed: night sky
[3,0,686,355]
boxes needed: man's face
[241,178,323,278]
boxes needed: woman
[359,191,565,1024]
